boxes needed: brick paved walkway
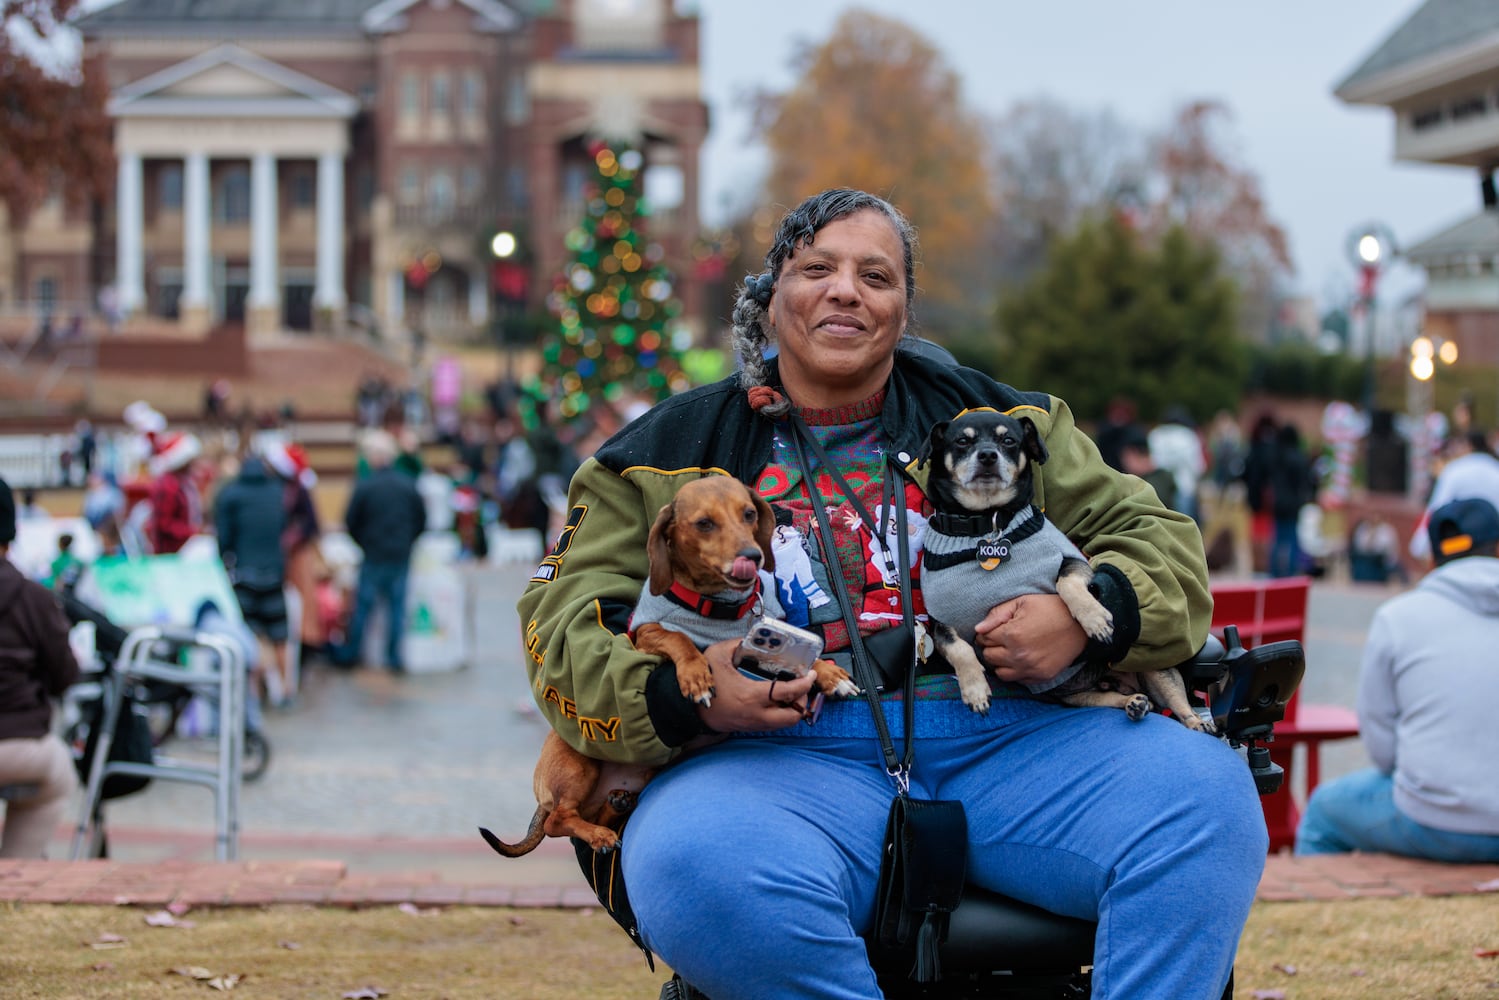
[2,853,1496,909]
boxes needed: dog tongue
[731,557,759,581]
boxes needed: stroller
[60,592,271,859]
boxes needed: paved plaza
[45,566,1406,890]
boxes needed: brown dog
[481,475,856,858]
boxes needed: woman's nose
[825,265,860,302]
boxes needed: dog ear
[646,500,676,595]
[1019,417,1049,465]
[748,486,777,574]
[919,421,949,467]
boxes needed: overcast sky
[696,0,1476,310]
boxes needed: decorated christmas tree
[540,140,691,420]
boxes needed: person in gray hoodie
[1296,497,1499,861]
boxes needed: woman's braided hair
[732,189,918,418]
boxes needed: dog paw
[589,834,621,854]
[1180,712,1218,735]
[1076,606,1114,643]
[958,679,991,714]
[1124,693,1152,721]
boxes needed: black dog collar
[665,577,762,621]
[929,504,1045,540]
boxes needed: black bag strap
[790,417,916,787]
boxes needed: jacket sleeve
[514,457,681,767]
[1029,396,1212,672]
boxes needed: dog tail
[478,809,547,858]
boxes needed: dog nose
[976,449,999,467]
[738,547,763,564]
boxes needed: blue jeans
[1296,767,1499,862]
[1268,516,1302,578]
[339,560,409,670]
[623,701,1266,999]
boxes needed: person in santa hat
[147,430,204,555]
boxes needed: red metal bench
[1209,576,1361,852]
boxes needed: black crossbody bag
[792,419,968,984]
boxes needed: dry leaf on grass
[397,902,441,917]
[1272,962,1297,975]
[277,940,300,950]
[90,961,114,972]
[1474,878,1499,893]
[171,966,215,980]
[1475,947,1499,959]
[167,901,193,916]
[341,988,388,999]
[207,974,242,990]
[144,910,196,928]
[1251,991,1287,1000]
[87,932,126,950]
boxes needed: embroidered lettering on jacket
[540,685,622,743]
[531,503,588,582]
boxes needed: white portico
[110,45,357,335]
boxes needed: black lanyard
[790,415,916,790]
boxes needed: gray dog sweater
[630,571,784,649]
[921,505,1089,693]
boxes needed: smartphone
[735,617,824,681]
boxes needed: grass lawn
[3,896,1496,999]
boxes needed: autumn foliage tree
[749,9,994,330]
[1,0,114,223]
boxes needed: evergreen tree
[539,140,690,421]
[977,212,1245,424]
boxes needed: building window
[1411,105,1443,131]
[35,276,57,315]
[219,166,251,224]
[400,72,422,121]
[505,69,528,125]
[506,165,528,212]
[398,165,422,206]
[461,69,484,119]
[1451,93,1487,121]
[291,170,316,208]
[461,165,482,205]
[431,72,451,119]
[159,164,183,211]
[428,169,455,221]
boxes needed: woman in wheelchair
[515,189,1267,999]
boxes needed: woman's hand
[973,594,1087,688]
[695,638,817,733]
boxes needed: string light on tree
[537,140,692,418]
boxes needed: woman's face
[767,208,908,410]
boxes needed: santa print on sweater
[752,392,931,655]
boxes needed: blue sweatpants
[622,699,1267,999]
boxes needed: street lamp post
[490,230,518,385]
[1346,222,1397,414]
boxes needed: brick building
[1,0,707,345]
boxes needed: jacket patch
[531,503,589,582]
[541,685,622,742]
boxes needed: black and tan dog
[919,410,1211,732]
[481,476,857,858]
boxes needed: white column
[248,152,279,310]
[182,151,212,312]
[469,266,489,325]
[314,151,346,311]
[115,152,145,314]
[387,268,405,328]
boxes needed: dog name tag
[976,534,1011,570]
[914,621,935,663]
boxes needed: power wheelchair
[649,626,1305,1000]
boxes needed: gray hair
[733,189,918,418]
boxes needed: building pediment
[361,0,521,35]
[110,44,358,119]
